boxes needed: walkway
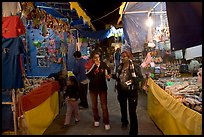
[43,79,163,135]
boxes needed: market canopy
[118,2,202,52]
[34,2,96,31]
[78,29,111,41]
[118,2,168,53]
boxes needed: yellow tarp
[147,78,202,135]
[69,2,96,31]
[24,91,59,135]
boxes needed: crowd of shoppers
[56,49,144,134]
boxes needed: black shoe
[121,123,129,129]
[83,105,89,108]
[129,132,138,135]
[62,124,69,128]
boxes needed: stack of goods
[155,77,202,113]
[164,62,181,78]
[21,77,55,94]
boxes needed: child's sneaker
[94,121,100,127]
[104,124,111,130]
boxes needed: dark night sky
[78,1,122,31]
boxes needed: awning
[78,29,111,41]
[35,2,96,31]
[117,2,166,53]
[69,2,96,31]
[118,2,202,52]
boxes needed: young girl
[63,75,80,127]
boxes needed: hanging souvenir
[42,23,49,37]
[57,57,63,64]
[48,39,56,53]
[52,18,58,30]
[60,42,68,57]
[33,40,41,48]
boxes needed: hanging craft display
[32,40,42,48]
[60,42,67,57]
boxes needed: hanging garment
[2,15,26,38]
[2,37,25,89]
[2,2,22,17]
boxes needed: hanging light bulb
[146,17,153,27]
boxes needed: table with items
[17,77,60,135]
[147,77,202,135]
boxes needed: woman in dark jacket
[112,50,143,135]
[85,51,111,130]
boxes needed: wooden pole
[11,89,18,135]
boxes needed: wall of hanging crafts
[20,2,71,68]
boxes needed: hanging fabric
[2,15,26,38]
[2,37,25,89]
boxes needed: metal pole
[11,89,18,135]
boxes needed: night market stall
[118,2,202,135]
[2,2,95,135]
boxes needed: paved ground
[43,79,163,135]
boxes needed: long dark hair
[68,76,78,88]
[90,50,102,59]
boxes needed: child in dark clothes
[63,75,80,127]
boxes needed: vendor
[188,58,200,77]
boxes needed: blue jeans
[89,90,110,125]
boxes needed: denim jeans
[89,90,110,125]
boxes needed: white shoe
[94,121,100,127]
[105,124,111,130]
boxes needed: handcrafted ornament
[60,43,68,57]
[57,57,63,64]
[147,42,156,48]
[32,18,40,29]
[33,40,41,48]
[68,71,75,77]
[42,23,49,37]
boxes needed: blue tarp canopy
[119,2,167,53]
[119,2,202,52]
[78,29,111,41]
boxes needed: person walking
[85,51,111,130]
[112,50,143,135]
[63,75,80,127]
[73,51,89,109]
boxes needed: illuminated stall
[117,2,202,135]
[2,2,95,135]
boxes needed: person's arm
[104,62,111,80]
[85,63,98,78]
[73,60,79,75]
